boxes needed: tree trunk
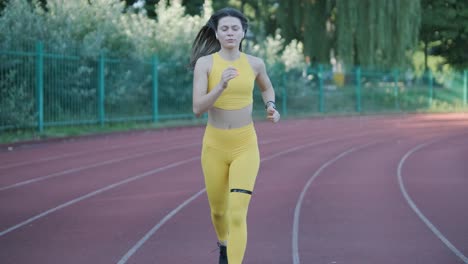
[424,40,428,73]
[304,0,331,64]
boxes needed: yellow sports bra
[208,52,256,110]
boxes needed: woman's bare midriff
[208,104,253,129]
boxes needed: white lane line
[0,134,330,237]
[116,136,378,264]
[292,142,377,264]
[0,143,200,191]
[398,142,468,263]
[0,157,200,237]
[0,134,199,170]
[0,133,327,191]
[0,128,302,171]
[117,188,207,264]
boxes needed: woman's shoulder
[194,54,214,72]
[196,54,214,65]
[245,53,263,63]
[245,53,265,71]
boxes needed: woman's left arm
[254,58,280,123]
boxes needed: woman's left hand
[267,106,280,123]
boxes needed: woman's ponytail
[189,23,220,70]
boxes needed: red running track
[0,113,467,264]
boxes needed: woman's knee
[228,192,251,227]
[229,209,247,227]
[211,209,227,220]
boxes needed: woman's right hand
[220,66,239,89]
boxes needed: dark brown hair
[189,7,248,70]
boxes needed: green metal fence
[1,42,467,132]
[274,64,467,117]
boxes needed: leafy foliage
[275,0,334,64]
[420,0,468,69]
[336,0,421,69]
[0,66,36,128]
[0,0,466,131]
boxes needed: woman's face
[216,16,244,49]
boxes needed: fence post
[36,41,44,133]
[464,70,467,106]
[318,64,324,113]
[355,66,361,113]
[428,70,433,108]
[152,55,159,122]
[393,69,400,111]
[98,53,105,127]
[281,74,287,117]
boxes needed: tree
[1,0,7,11]
[420,0,468,70]
[182,0,204,15]
[275,0,333,64]
[123,0,159,18]
[336,0,421,69]
[121,0,231,18]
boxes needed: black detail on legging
[230,189,252,195]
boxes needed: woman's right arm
[192,56,237,117]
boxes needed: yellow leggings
[201,123,260,264]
